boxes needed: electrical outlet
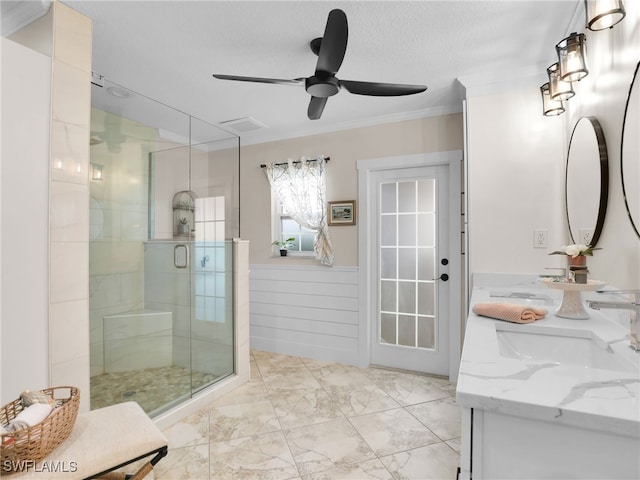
[534,229,548,249]
[578,228,594,245]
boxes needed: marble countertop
[456,273,640,438]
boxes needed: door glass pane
[418,179,435,212]
[398,215,416,246]
[418,282,435,316]
[417,317,435,349]
[398,315,417,347]
[380,216,397,246]
[418,213,435,246]
[381,313,396,344]
[378,178,438,351]
[380,280,396,312]
[398,281,416,314]
[398,181,416,213]
[398,248,416,280]
[381,248,397,279]
[418,247,435,281]
[381,183,396,213]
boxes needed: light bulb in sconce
[556,33,588,82]
[547,63,575,101]
[540,83,565,116]
[585,0,626,31]
[53,157,64,171]
[91,163,104,181]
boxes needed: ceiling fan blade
[308,96,328,120]
[213,74,304,86]
[315,9,348,75]
[341,80,427,96]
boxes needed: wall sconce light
[91,163,104,181]
[540,83,565,116]
[556,32,589,82]
[547,63,575,101]
[585,0,626,31]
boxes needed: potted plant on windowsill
[178,217,190,235]
[272,237,295,256]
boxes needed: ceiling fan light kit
[213,9,427,120]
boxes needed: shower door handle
[174,244,189,269]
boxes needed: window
[273,199,316,255]
[263,157,334,265]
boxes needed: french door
[369,165,450,375]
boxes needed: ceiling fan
[212,9,427,120]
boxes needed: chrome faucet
[588,290,640,351]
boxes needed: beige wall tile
[53,2,92,71]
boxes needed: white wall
[464,3,640,291]
[562,1,640,289]
[0,37,51,403]
[465,84,566,278]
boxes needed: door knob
[432,273,449,281]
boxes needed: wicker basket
[0,386,79,471]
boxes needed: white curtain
[264,156,334,266]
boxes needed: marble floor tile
[379,442,460,480]
[406,397,462,441]
[253,350,306,373]
[446,436,462,454]
[154,444,210,480]
[367,370,451,406]
[262,367,323,393]
[349,407,440,456]
[211,379,269,407]
[324,382,400,417]
[161,409,209,449]
[209,430,299,480]
[251,359,263,382]
[270,386,344,430]
[209,399,280,442]
[306,361,372,388]
[302,458,393,480]
[285,418,376,476]
[153,350,462,480]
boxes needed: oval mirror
[621,61,640,238]
[565,116,609,247]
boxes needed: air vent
[220,117,267,133]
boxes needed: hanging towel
[472,302,548,324]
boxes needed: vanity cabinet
[457,274,640,480]
[459,407,639,479]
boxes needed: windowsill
[271,253,315,259]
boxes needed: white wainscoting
[250,264,360,365]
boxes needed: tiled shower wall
[46,2,93,412]
[89,109,153,376]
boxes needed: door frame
[357,151,463,381]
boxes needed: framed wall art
[328,200,356,226]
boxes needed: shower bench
[9,401,168,479]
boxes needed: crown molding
[237,103,463,147]
[0,0,51,37]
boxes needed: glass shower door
[148,130,238,403]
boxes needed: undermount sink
[495,324,637,373]
[489,291,554,306]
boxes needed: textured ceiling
[63,0,580,143]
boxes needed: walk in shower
[88,79,240,416]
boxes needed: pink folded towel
[472,302,548,324]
